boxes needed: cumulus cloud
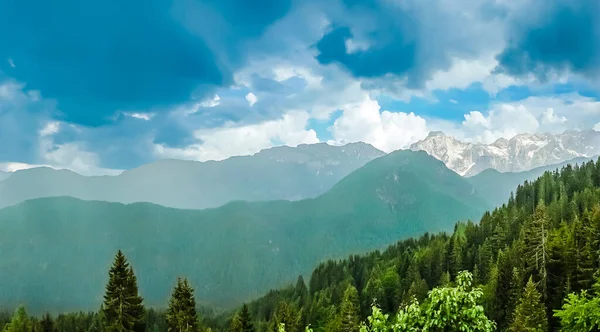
[153,111,319,161]
[457,94,600,143]
[328,97,429,152]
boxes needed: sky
[0,0,599,175]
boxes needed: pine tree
[339,285,359,332]
[523,203,550,300]
[239,304,254,332]
[2,306,32,332]
[40,313,54,332]
[101,250,146,332]
[510,276,548,332]
[271,302,297,332]
[167,277,199,332]
[230,313,242,332]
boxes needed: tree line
[4,159,600,331]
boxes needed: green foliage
[554,276,600,331]
[101,250,146,332]
[510,277,548,332]
[358,271,495,332]
[40,313,53,332]
[167,277,200,332]
[2,307,32,332]
[230,304,254,332]
[339,285,360,332]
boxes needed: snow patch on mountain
[410,130,600,176]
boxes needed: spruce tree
[40,313,54,332]
[510,276,548,332]
[231,305,257,332]
[339,285,359,332]
[167,277,199,332]
[101,250,146,332]
[271,302,297,332]
[523,203,550,300]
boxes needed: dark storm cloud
[0,0,292,127]
[495,0,600,80]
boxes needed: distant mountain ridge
[410,130,600,176]
[0,150,487,313]
[0,142,385,210]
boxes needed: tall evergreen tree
[271,302,297,332]
[101,250,146,332]
[230,304,254,332]
[40,313,54,332]
[167,277,199,332]
[523,203,550,300]
[2,306,32,332]
[510,276,548,332]
[339,285,360,332]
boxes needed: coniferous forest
[4,160,600,331]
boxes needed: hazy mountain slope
[0,142,385,210]
[0,150,487,313]
[468,156,594,207]
[0,171,10,182]
[411,130,600,176]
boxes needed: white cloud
[450,99,458,104]
[272,66,323,88]
[540,108,567,125]
[450,94,600,143]
[199,94,220,108]
[245,92,258,107]
[39,140,122,176]
[328,96,429,152]
[7,58,15,68]
[595,123,600,131]
[153,111,319,161]
[0,162,49,172]
[39,121,61,136]
[461,105,540,143]
[34,121,122,176]
[425,55,497,92]
[125,112,154,121]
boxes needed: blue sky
[0,0,599,174]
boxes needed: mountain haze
[0,150,487,313]
[0,171,10,182]
[411,130,600,176]
[0,142,384,210]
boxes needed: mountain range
[0,150,487,313]
[1,130,599,314]
[410,130,600,176]
[0,142,384,210]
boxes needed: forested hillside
[468,156,593,207]
[3,158,600,331]
[0,150,486,313]
[238,158,600,331]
